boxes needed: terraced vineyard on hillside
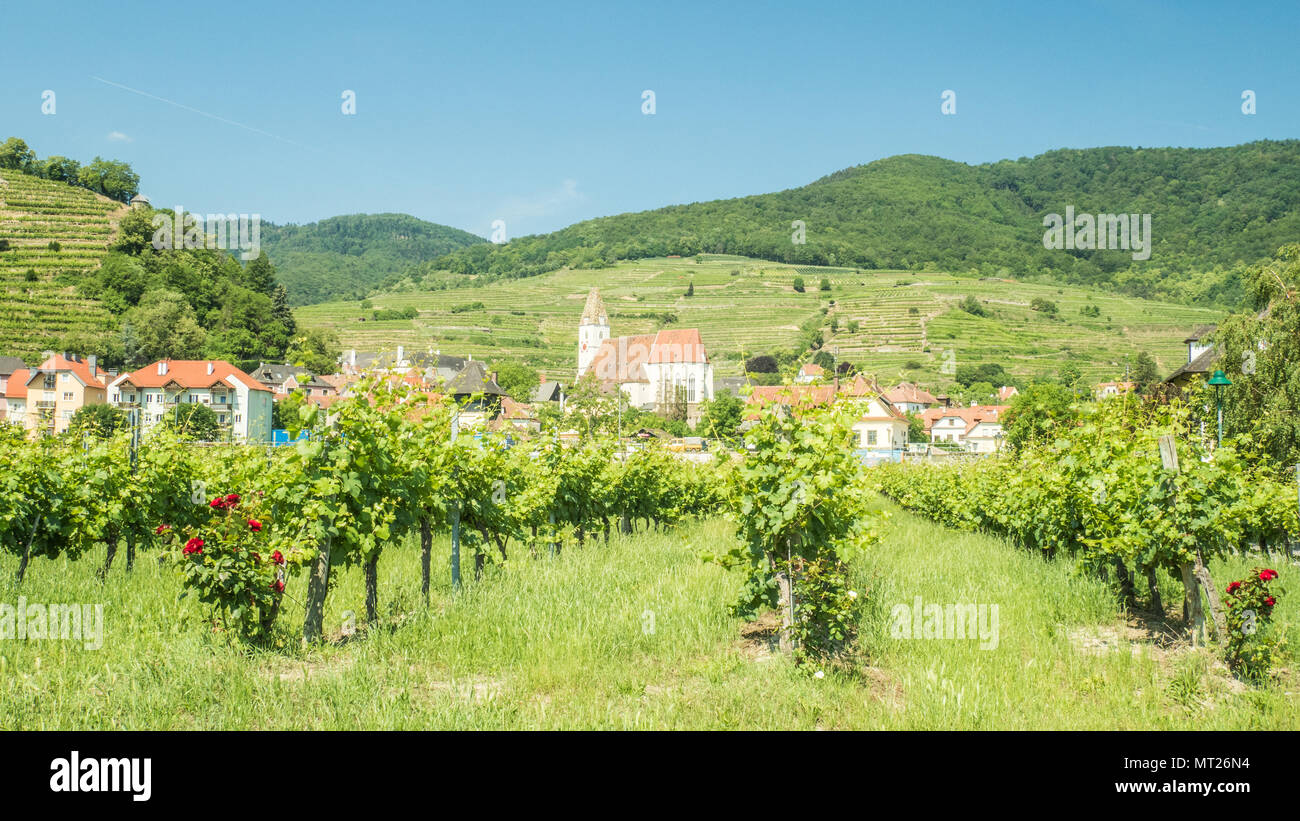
[0,170,122,361]
[295,254,1226,387]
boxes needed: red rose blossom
[271,579,285,594]
[182,537,204,556]
[155,524,171,534]
[272,550,285,565]
[1260,569,1278,581]
[225,493,240,506]
[1226,581,1241,594]
[1264,596,1276,607]
[248,519,262,532]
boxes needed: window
[62,373,71,383]
[234,414,242,423]
[112,393,119,402]
[867,430,878,446]
[62,392,74,401]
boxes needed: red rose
[271,579,285,594]
[1264,596,1276,607]
[248,519,262,532]
[225,493,240,506]
[209,497,226,510]
[1260,569,1278,581]
[155,524,171,535]
[182,537,204,556]
[1226,581,1241,594]
[272,550,285,565]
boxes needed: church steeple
[581,287,608,326]
[577,287,610,376]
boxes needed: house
[1094,380,1135,400]
[533,377,564,403]
[850,393,910,454]
[883,382,937,415]
[2,367,27,427]
[1164,325,1219,389]
[921,405,1010,452]
[0,356,26,424]
[252,362,340,400]
[4,353,108,436]
[996,385,1019,402]
[796,363,825,383]
[496,396,540,432]
[577,288,714,424]
[109,360,273,442]
[446,360,508,428]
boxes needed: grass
[3,499,1296,730]
[294,255,1225,390]
[0,170,123,361]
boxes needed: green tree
[0,137,35,170]
[906,412,926,443]
[685,281,694,297]
[793,276,805,293]
[1002,382,1077,452]
[285,328,342,374]
[1059,361,1083,390]
[698,390,744,439]
[960,295,987,317]
[242,252,278,295]
[493,360,539,401]
[819,277,831,291]
[166,403,221,441]
[68,403,127,436]
[1132,351,1159,392]
[122,290,207,364]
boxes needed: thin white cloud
[499,179,584,220]
[106,131,133,142]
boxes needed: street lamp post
[1208,369,1232,448]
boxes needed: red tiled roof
[922,405,1010,435]
[33,354,106,389]
[589,335,654,384]
[884,382,936,405]
[648,328,709,364]
[4,369,28,399]
[800,363,825,377]
[116,360,269,393]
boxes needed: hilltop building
[575,287,714,424]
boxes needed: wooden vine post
[1160,434,1224,645]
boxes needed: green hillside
[0,169,123,361]
[410,141,1300,306]
[260,213,486,305]
[296,254,1225,389]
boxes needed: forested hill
[412,140,1300,307]
[260,213,485,305]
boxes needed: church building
[576,288,714,424]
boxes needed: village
[0,285,1214,462]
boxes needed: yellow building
[2,353,108,436]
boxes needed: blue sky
[2,0,1296,238]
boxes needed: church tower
[577,287,609,376]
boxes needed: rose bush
[1224,567,1286,681]
[164,493,298,642]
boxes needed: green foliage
[793,276,805,293]
[493,360,539,401]
[166,403,221,441]
[819,277,831,291]
[285,327,342,374]
[715,402,886,664]
[1030,297,1058,314]
[259,213,485,305]
[698,390,744,440]
[960,295,987,317]
[68,403,127,436]
[1002,382,1077,451]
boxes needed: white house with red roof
[883,382,938,415]
[108,360,273,441]
[576,287,714,423]
[796,363,825,383]
[921,405,1010,453]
